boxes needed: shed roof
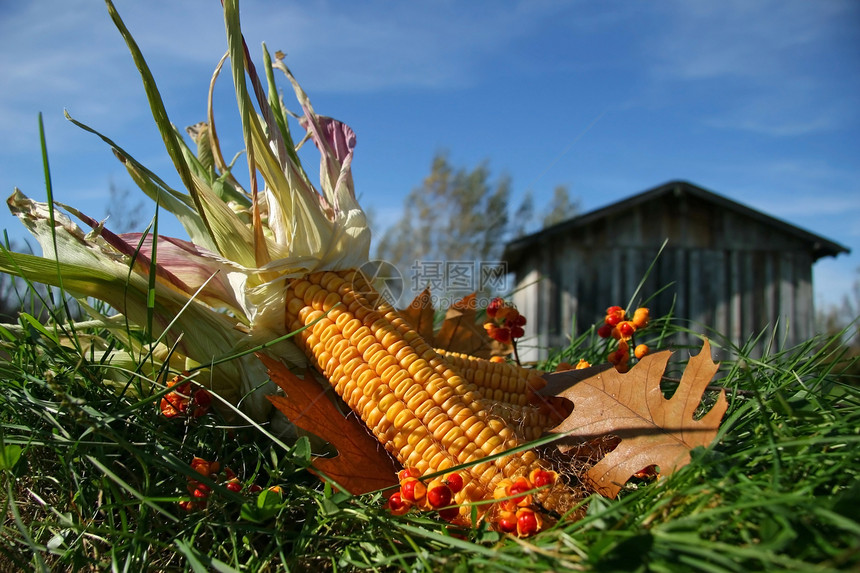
[503,180,850,268]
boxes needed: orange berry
[632,307,650,329]
[489,356,506,363]
[575,359,591,369]
[634,344,650,359]
[191,457,211,477]
[495,306,515,323]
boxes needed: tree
[374,153,512,298]
[374,153,580,304]
[509,191,535,239]
[105,180,146,234]
[541,185,580,228]
[815,267,860,381]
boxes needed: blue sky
[1,0,858,313]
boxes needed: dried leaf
[399,288,436,342]
[433,293,494,358]
[258,354,399,495]
[540,340,727,498]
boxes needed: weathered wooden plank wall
[512,190,818,362]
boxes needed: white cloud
[653,0,847,80]
[643,0,858,136]
[0,0,578,154]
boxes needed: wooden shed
[502,180,850,361]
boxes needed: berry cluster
[386,467,559,537]
[386,468,464,523]
[484,297,526,345]
[491,468,558,537]
[597,306,650,373]
[160,371,212,419]
[178,456,262,511]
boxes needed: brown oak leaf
[258,354,400,495]
[539,340,727,498]
[399,287,436,342]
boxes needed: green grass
[1,302,858,572]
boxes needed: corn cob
[284,269,577,523]
[430,349,563,441]
[433,349,545,407]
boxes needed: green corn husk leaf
[3,191,308,415]
[64,112,215,250]
[4,0,374,421]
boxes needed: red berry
[510,325,525,339]
[427,484,453,509]
[437,506,460,522]
[633,465,658,479]
[507,481,531,507]
[487,297,504,318]
[192,389,212,417]
[617,321,636,339]
[516,510,539,537]
[400,478,426,502]
[497,512,518,533]
[490,326,512,344]
[608,348,625,365]
[605,306,625,326]
[597,324,613,338]
[398,467,421,481]
[225,479,242,493]
[193,487,209,499]
[444,473,464,494]
[387,492,410,515]
[531,470,555,488]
